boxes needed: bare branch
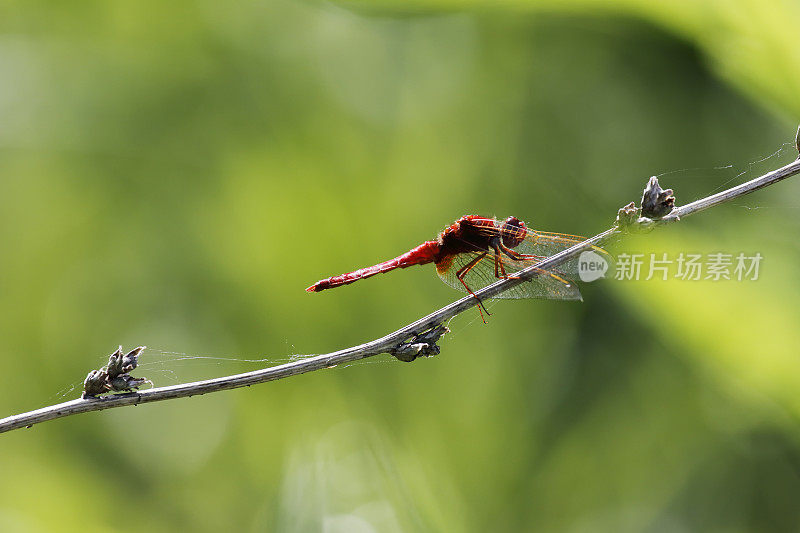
[661,151,800,222]
[2,127,799,435]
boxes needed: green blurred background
[2,0,800,531]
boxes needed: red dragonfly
[307,215,605,305]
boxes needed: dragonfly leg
[497,242,529,263]
[489,243,515,280]
[495,249,510,279]
[498,243,574,287]
[456,252,492,322]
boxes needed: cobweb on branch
[652,142,798,205]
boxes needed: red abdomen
[306,240,440,292]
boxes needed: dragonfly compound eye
[501,216,526,248]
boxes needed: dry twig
[1,126,799,434]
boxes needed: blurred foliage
[1,0,800,531]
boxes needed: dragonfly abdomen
[306,241,440,292]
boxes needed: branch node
[615,202,654,233]
[390,324,449,362]
[615,201,638,227]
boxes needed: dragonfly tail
[306,241,439,292]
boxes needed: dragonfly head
[501,216,527,248]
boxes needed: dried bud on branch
[390,324,449,362]
[82,370,111,397]
[641,176,675,219]
[82,346,148,399]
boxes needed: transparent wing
[436,251,582,301]
[469,224,611,276]
[513,230,610,277]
